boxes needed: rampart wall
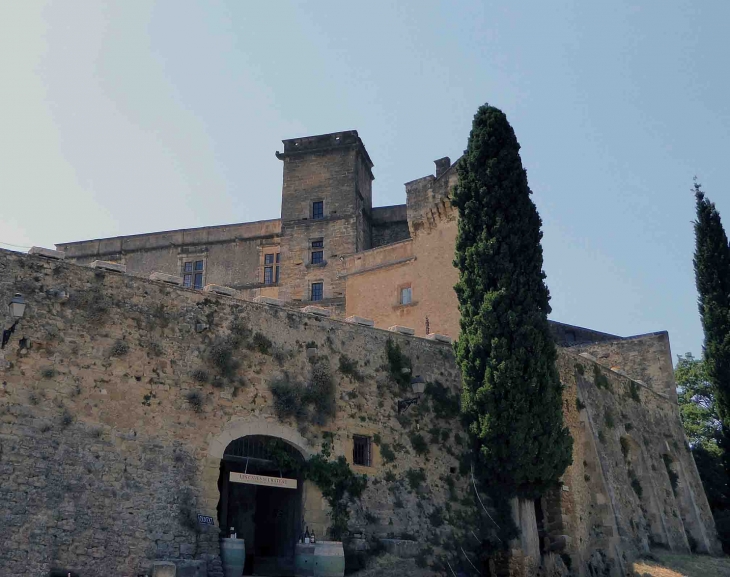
[0,250,467,576]
[0,249,720,577]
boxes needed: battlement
[276,130,373,169]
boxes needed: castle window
[311,282,323,302]
[312,201,324,220]
[353,435,372,467]
[311,239,324,265]
[400,286,412,305]
[275,253,280,284]
[264,253,275,285]
[182,259,205,289]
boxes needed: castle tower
[275,131,374,313]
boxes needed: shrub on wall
[268,359,336,426]
[385,338,412,391]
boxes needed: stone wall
[0,249,720,576]
[55,219,282,293]
[571,332,677,400]
[551,348,722,576]
[343,164,460,338]
[0,249,469,576]
[371,206,410,249]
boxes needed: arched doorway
[217,435,305,576]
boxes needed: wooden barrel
[295,541,345,577]
[220,538,246,577]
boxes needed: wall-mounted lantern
[398,375,426,414]
[2,293,26,349]
[9,293,26,320]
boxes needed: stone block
[173,559,206,576]
[388,325,415,336]
[29,246,65,260]
[345,316,374,327]
[203,284,238,297]
[150,272,184,286]
[547,534,571,552]
[152,561,176,577]
[302,305,331,317]
[253,296,284,306]
[90,260,126,273]
[426,333,452,344]
[379,538,420,558]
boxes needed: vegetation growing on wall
[452,103,572,506]
[305,438,367,540]
[338,355,364,382]
[385,338,412,391]
[424,381,460,420]
[269,358,336,426]
[593,365,612,391]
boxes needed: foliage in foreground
[675,352,730,552]
[452,103,572,501]
[693,182,730,468]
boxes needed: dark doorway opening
[217,436,304,576]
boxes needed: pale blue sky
[1,1,728,360]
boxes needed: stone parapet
[426,333,452,344]
[29,246,65,260]
[203,284,238,297]
[90,260,126,273]
[302,305,331,317]
[388,325,415,335]
[253,296,285,306]
[345,316,374,327]
[150,272,184,285]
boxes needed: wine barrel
[220,538,246,577]
[295,541,345,577]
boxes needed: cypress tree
[693,181,730,466]
[452,104,572,499]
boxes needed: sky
[0,1,728,361]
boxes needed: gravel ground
[632,551,730,577]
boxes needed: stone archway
[200,419,317,576]
[206,418,314,461]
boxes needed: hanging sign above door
[230,471,298,489]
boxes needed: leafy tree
[452,104,572,500]
[676,353,721,453]
[693,182,730,465]
[675,353,730,551]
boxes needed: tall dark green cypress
[694,181,730,465]
[452,104,572,499]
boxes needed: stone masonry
[0,247,721,576]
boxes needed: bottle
[230,527,236,539]
[311,529,316,544]
[304,526,310,544]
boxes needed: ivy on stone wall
[452,104,572,500]
[305,437,367,540]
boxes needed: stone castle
[0,131,721,576]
